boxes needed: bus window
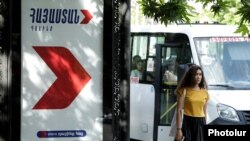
[130,33,193,84]
[130,34,167,83]
[131,36,147,60]
[149,36,165,56]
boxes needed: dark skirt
[182,115,205,141]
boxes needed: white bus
[129,24,250,141]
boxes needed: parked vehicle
[130,24,250,141]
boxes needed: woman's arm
[203,91,209,124]
[176,93,184,129]
[175,90,184,140]
[203,100,208,124]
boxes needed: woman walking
[175,65,209,141]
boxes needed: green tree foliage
[235,0,250,35]
[137,0,194,25]
[138,0,250,36]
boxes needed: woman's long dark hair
[176,65,208,93]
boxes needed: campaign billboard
[21,0,103,140]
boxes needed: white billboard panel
[21,0,103,140]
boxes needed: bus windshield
[194,37,250,89]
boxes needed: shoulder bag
[169,88,186,137]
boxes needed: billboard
[21,0,103,140]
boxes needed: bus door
[153,42,193,141]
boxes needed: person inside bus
[132,55,142,69]
[130,59,143,80]
[174,65,209,141]
[163,58,177,82]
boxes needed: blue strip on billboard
[37,130,86,138]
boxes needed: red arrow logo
[80,10,93,24]
[33,46,91,109]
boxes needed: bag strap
[183,88,186,98]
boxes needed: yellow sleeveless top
[177,88,209,117]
